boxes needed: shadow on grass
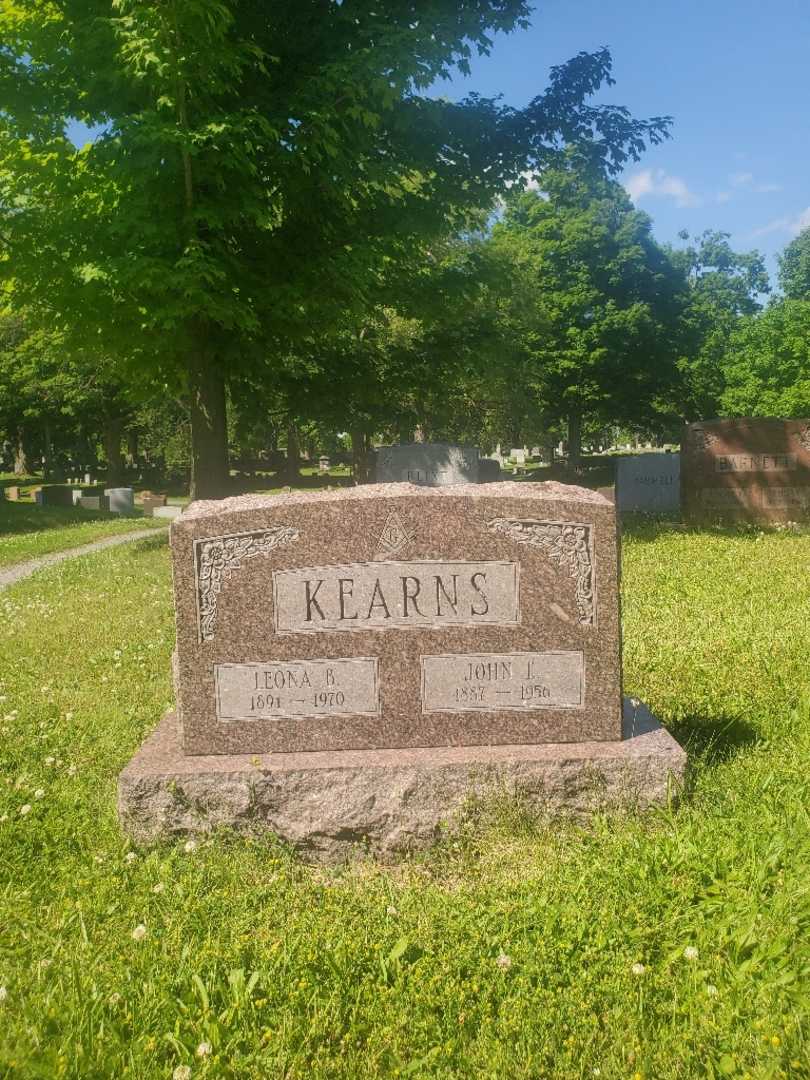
[668,713,759,767]
[132,533,170,554]
[620,515,810,544]
[0,500,128,536]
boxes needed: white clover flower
[386,905,398,916]
[496,951,512,970]
[65,712,74,722]
[0,986,7,1004]
[173,1067,192,1080]
[44,756,55,766]
[153,882,165,894]
[706,984,718,997]
[34,789,45,800]
[631,962,645,976]
[683,946,699,961]
[0,815,8,823]
[131,924,148,942]
[184,840,198,854]
[125,851,137,864]
[196,1042,212,1058]
[19,804,32,817]
[109,992,121,1006]
[66,765,77,777]
[113,650,122,659]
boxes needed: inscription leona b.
[272,560,519,634]
[487,518,595,626]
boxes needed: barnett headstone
[374,443,480,486]
[119,482,685,860]
[615,453,681,514]
[682,419,810,522]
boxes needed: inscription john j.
[272,560,520,633]
[421,651,584,713]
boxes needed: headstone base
[119,700,686,863]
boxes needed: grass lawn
[1,524,809,1078]
[0,502,166,568]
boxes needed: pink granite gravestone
[119,482,685,860]
[682,418,810,522]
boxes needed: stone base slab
[118,699,686,863]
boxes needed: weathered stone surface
[615,453,681,514]
[105,487,135,514]
[373,443,480,485]
[171,482,622,756]
[118,699,686,862]
[682,418,810,522]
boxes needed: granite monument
[615,453,681,514]
[119,482,685,860]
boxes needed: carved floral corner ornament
[487,517,596,626]
[194,526,299,642]
[795,423,810,453]
[689,425,720,456]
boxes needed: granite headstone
[615,453,681,514]
[374,443,480,486]
[682,419,810,521]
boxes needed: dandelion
[131,924,148,942]
[184,839,198,854]
[34,788,45,800]
[683,946,699,961]
[19,803,32,816]
[173,1067,192,1080]
[152,882,165,894]
[0,986,7,1004]
[196,1042,212,1058]
[706,984,718,997]
[125,852,138,863]
[631,962,645,976]
[496,952,512,970]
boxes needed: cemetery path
[0,527,169,590]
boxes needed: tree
[668,230,770,418]
[721,300,810,418]
[487,165,689,463]
[1,3,670,498]
[778,227,810,301]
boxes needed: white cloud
[750,206,810,239]
[729,172,782,194]
[716,191,731,204]
[625,169,701,208]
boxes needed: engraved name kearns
[273,560,520,633]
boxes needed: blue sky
[433,0,810,287]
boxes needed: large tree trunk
[567,413,582,470]
[125,429,139,468]
[350,427,371,483]
[103,417,125,487]
[188,347,229,501]
[284,422,301,484]
[14,427,28,476]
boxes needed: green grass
[0,502,166,568]
[1,525,809,1078]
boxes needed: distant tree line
[1,3,807,491]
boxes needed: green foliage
[489,167,690,440]
[721,299,810,418]
[1,527,809,1076]
[668,231,770,419]
[778,226,810,301]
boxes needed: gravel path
[0,527,169,591]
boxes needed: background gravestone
[682,419,810,522]
[615,453,681,514]
[374,443,480,485]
